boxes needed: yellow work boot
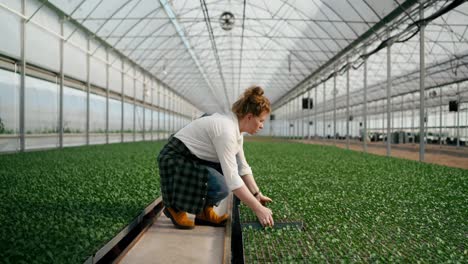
[163,207,195,229]
[195,206,228,227]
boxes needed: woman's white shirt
[174,113,252,190]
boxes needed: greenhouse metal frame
[0,0,467,262]
[0,0,466,159]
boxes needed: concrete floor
[119,198,228,264]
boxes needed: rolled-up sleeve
[236,138,253,176]
[212,133,245,191]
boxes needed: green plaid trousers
[157,136,209,214]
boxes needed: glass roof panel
[35,0,466,114]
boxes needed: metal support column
[301,97,304,139]
[168,93,171,135]
[386,35,392,157]
[142,75,146,141]
[106,48,109,144]
[86,38,91,145]
[419,1,426,161]
[411,93,415,144]
[19,0,26,151]
[346,64,350,149]
[382,103,385,144]
[286,102,289,139]
[286,102,291,139]
[295,98,298,139]
[401,97,404,136]
[364,54,368,153]
[59,19,64,148]
[281,107,284,138]
[281,105,288,138]
[175,96,177,133]
[308,90,311,140]
[292,99,295,139]
[157,82,160,140]
[290,100,293,139]
[165,88,168,139]
[439,87,442,148]
[176,97,179,132]
[323,82,326,140]
[456,83,460,148]
[133,68,136,142]
[151,81,154,141]
[333,73,337,146]
[314,86,317,139]
[173,95,176,133]
[120,59,124,143]
[170,93,173,135]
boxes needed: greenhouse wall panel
[89,44,107,89]
[25,75,58,135]
[63,23,87,81]
[25,1,60,72]
[108,51,122,94]
[0,0,21,59]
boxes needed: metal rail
[83,197,164,264]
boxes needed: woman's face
[245,111,269,135]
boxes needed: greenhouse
[0,0,467,263]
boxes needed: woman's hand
[232,185,274,227]
[254,205,274,227]
[257,193,272,206]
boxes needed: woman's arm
[241,174,272,205]
[233,185,274,227]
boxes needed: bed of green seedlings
[240,141,468,263]
[0,141,164,263]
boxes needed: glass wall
[108,98,122,143]
[123,102,134,142]
[63,86,86,146]
[135,105,143,141]
[0,68,19,152]
[145,108,152,140]
[0,1,198,153]
[151,110,159,140]
[25,75,59,149]
[89,93,106,144]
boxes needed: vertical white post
[411,93,415,144]
[314,86,317,139]
[120,59,124,143]
[333,73,337,146]
[19,0,26,151]
[308,90,311,140]
[386,32,392,157]
[86,38,91,145]
[151,81,154,141]
[157,82,160,140]
[133,68,136,142]
[323,82,326,140]
[364,54,368,153]
[419,1,426,161]
[346,64,350,149]
[289,100,293,139]
[439,87,442,147]
[106,48,109,144]
[456,83,460,148]
[142,75,146,141]
[59,19,64,148]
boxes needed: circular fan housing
[219,11,235,31]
